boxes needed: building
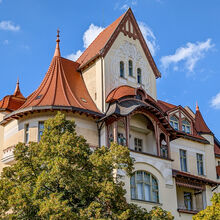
[0,8,219,219]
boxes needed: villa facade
[0,9,219,219]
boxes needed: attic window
[35,95,42,100]
[81,98,87,103]
[182,119,191,134]
[170,115,179,131]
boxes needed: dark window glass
[180,149,187,172]
[120,61,124,78]
[137,68,142,84]
[129,60,133,76]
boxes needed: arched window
[120,61,124,78]
[130,171,159,203]
[129,60,133,76]
[182,119,191,134]
[170,115,179,131]
[137,68,142,84]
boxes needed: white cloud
[83,24,104,48]
[211,92,220,109]
[66,50,83,61]
[0,21,20,31]
[138,21,158,56]
[161,38,214,72]
[120,4,129,10]
[66,24,104,61]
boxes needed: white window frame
[130,171,159,203]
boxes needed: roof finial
[14,77,21,96]
[54,29,61,57]
[196,101,199,111]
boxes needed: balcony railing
[1,146,15,164]
[177,206,202,215]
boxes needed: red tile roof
[157,100,177,112]
[106,85,136,103]
[195,106,211,134]
[19,55,100,114]
[17,35,100,115]
[77,13,125,68]
[0,81,26,111]
[77,9,161,78]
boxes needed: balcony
[1,146,15,164]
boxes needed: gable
[77,9,160,79]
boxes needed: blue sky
[0,0,220,139]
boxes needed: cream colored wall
[0,112,7,173]
[81,58,104,112]
[121,152,189,219]
[0,111,99,173]
[170,138,216,181]
[104,31,157,102]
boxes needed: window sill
[128,75,136,79]
[120,76,127,80]
[131,199,162,206]
[177,208,199,215]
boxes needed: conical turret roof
[195,103,212,134]
[0,80,26,112]
[19,30,100,114]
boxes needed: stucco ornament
[110,40,151,90]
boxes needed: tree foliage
[193,192,220,220]
[0,112,173,219]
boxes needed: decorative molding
[110,40,151,91]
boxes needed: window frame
[24,123,29,144]
[128,60,133,76]
[184,192,193,210]
[197,153,204,175]
[170,115,179,131]
[120,61,125,78]
[130,171,159,203]
[134,137,143,152]
[137,68,142,84]
[38,121,45,141]
[182,119,191,134]
[180,149,187,172]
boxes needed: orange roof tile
[157,100,177,112]
[195,105,211,134]
[77,13,125,69]
[106,85,136,103]
[19,36,100,115]
[0,81,26,111]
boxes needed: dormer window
[170,115,179,130]
[120,61,124,78]
[129,60,133,76]
[182,119,191,134]
[137,68,142,84]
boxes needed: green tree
[0,112,173,219]
[193,192,220,220]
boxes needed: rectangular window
[134,138,142,152]
[24,124,29,144]
[197,153,204,175]
[184,192,192,210]
[38,121,44,141]
[118,133,126,146]
[180,149,187,172]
